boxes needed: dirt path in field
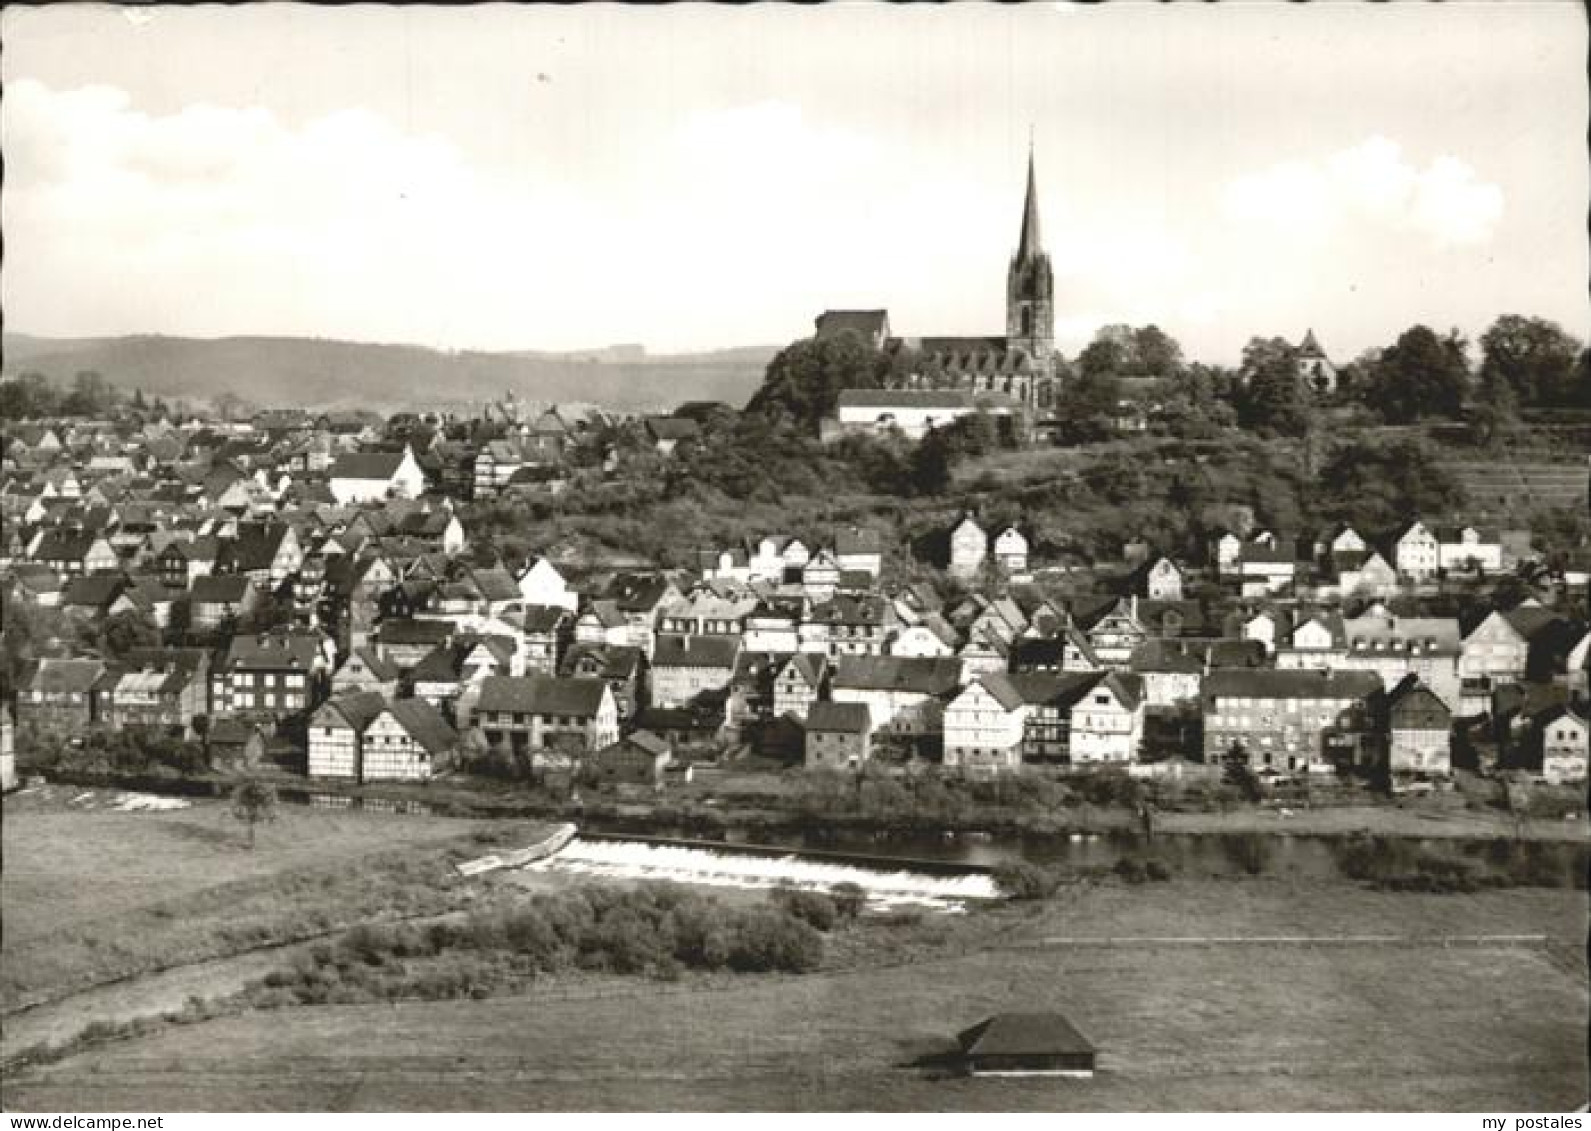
[0,938,319,1060]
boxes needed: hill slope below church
[1,334,777,413]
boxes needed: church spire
[1016,143,1043,262]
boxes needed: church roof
[1299,328,1326,357]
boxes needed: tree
[744,332,889,429]
[1237,337,1310,435]
[1362,325,1468,423]
[1132,325,1184,378]
[101,609,160,658]
[1315,436,1466,531]
[908,426,953,496]
[230,778,279,849]
[1479,315,1582,408]
[1053,367,1121,443]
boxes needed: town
[3,2,1588,1116]
[2,157,1587,809]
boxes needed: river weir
[522,835,1002,912]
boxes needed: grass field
[4,876,1584,1112]
[0,788,517,1010]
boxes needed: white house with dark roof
[328,446,425,505]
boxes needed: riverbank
[27,764,1590,846]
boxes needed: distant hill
[0,333,779,413]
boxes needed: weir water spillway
[522,834,1001,911]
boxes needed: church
[813,149,1061,414]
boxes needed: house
[61,574,128,621]
[475,675,619,755]
[602,572,684,657]
[373,618,455,672]
[209,632,329,721]
[1075,597,1148,666]
[992,527,1029,575]
[328,447,426,505]
[828,655,964,738]
[1459,609,1532,715]
[360,699,459,782]
[829,388,1015,442]
[957,1012,1097,1078]
[802,594,892,657]
[1435,525,1502,575]
[189,573,261,631]
[1140,556,1184,601]
[15,658,106,734]
[592,730,674,789]
[207,719,267,772]
[888,618,957,659]
[801,550,842,602]
[949,515,987,579]
[1330,549,1398,598]
[803,701,873,771]
[1202,669,1382,775]
[330,646,401,698]
[1213,531,1243,575]
[743,595,806,654]
[221,522,303,586]
[560,643,645,721]
[1335,613,1462,713]
[1236,545,1296,595]
[1534,705,1588,784]
[773,653,827,720]
[515,605,570,676]
[1296,328,1337,395]
[515,556,578,613]
[308,690,388,779]
[650,633,742,709]
[1393,520,1440,581]
[1127,640,1204,708]
[97,648,211,734]
[746,535,810,583]
[834,527,884,577]
[1,707,15,792]
[1381,675,1453,787]
[943,674,1028,775]
[155,537,220,588]
[643,416,701,455]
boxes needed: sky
[2,3,1587,364]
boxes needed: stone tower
[1006,147,1054,359]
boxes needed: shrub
[1144,859,1173,882]
[1220,832,1273,876]
[769,888,839,932]
[1113,857,1149,884]
[829,881,867,921]
[723,908,823,973]
[992,861,1058,900]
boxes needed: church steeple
[1007,144,1054,358]
[1016,144,1043,262]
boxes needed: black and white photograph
[0,1,1587,1117]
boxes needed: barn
[957,1011,1097,1077]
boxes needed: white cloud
[1223,135,1504,247]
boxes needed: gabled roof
[476,674,609,718]
[329,450,408,482]
[1204,668,1381,701]
[24,658,105,694]
[805,701,872,734]
[381,698,458,755]
[190,573,253,603]
[317,690,388,733]
[653,633,742,670]
[830,655,963,696]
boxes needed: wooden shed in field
[957,1011,1097,1077]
